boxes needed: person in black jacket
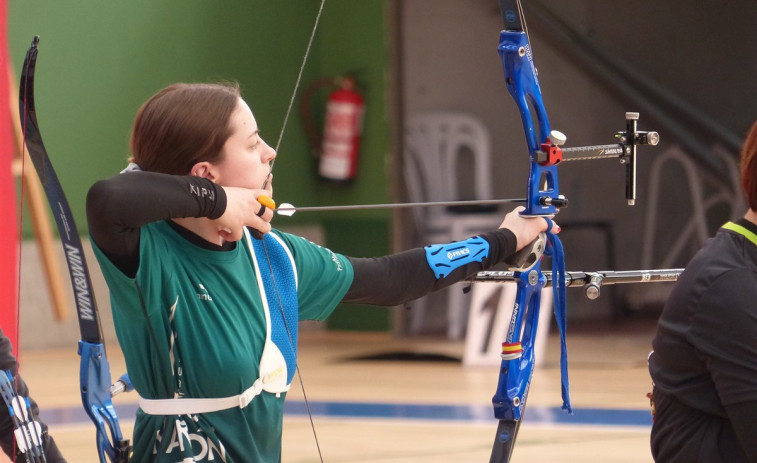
[0,329,66,462]
[649,118,757,463]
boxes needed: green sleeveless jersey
[91,221,353,462]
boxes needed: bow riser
[78,341,127,462]
[493,16,554,428]
[494,270,543,422]
[499,30,560,217]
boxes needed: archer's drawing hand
[215,186,273,241]
[500,206,560,251]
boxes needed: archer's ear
[190,161,216,181]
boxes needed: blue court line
[40,401,651,428]
[284,401,651,427]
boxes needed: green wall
[10,1,392,331]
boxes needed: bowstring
[261,1,327,461]
[15,61,31,463]
[16,53,48,463]
[266,0,326,184]
[516,0,530,43]
[258,242,324,462]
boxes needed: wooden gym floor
[5,318,657,463]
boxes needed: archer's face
[214,98,276,190]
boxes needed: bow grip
[505,232,546,272]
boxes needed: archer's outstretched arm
[344,228,517,306]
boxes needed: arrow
[274,198,526,216]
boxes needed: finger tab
[257,195,276,210]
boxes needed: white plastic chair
[403,112,504,338]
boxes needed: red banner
[0,0,20,354]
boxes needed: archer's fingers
[543,217,561,234]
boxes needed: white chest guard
[248,229,299,395]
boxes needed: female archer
[86,82,554,462]
[649,118,757,462]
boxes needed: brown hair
[741,119,757,210]
[130,83,241,175]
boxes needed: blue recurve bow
[19,36,131,463]
[489,3,567,461]
[489,1,660,461]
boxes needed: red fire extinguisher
[301,76,365,181]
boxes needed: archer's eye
[248,132,262,151]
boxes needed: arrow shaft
[276,198,525,214]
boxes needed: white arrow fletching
[277,203,296,216]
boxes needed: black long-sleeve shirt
[86,171,518,306]
[649,217,757,463]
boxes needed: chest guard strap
[138,230,299,416]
